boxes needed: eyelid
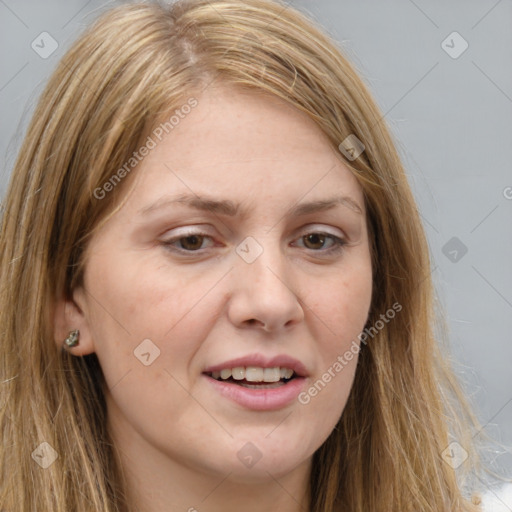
[160,227,215,247]
[294,223,345,239]
[291,230,346,254]
[163,226,213,237]
[160,224,347,256]
[160,224,345,242]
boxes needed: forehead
[121,85,364,215]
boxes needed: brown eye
[293,231,346,255]
[177,235,205,251]
[161,232,214,254]
[303,233,327,250]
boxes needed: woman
[0,0,488,510]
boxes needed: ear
[53,287,95,356]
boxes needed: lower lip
[203,375,306,411]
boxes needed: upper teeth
[210,367,294,382]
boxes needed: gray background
[1,0,511,489]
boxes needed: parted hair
[0,0,483,510]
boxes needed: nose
[227,240,305,332]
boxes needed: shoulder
[479,482,512,511]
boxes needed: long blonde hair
[0,0,484,510]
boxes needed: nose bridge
[235,234,290,291]
[229,234,304,330]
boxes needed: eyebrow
[138,193,363,217]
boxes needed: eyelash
[161,230,347,256]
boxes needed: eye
[161,232,214,253]
[160,229,346,256]
[293,231,346,254]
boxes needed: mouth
[204,366,297,389]
[202,357,307,410]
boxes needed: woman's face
[69,85,373,482]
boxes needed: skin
[54,84,373,512]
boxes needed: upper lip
[203,354,309,378]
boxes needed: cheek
[82,256,227,432]
[309,268,373,349]
[295,271,372,446]
[87,252,169,333]
[84,254,223,378]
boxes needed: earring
[63,329,80,348]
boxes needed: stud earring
[63,329,80,348]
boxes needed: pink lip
[202,353,309,411]
[203,374,307,411]
[202,354,309,377]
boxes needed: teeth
[220,368,232,380]
[263,367,281,383]
[209,366,295,382]
[238,381,284,389]
[280,368,294,379]
[231,367,245,380]
[245,367,264,382]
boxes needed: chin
[222,456,307,484]
[225,435,312,482]
[184,435,311,483]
